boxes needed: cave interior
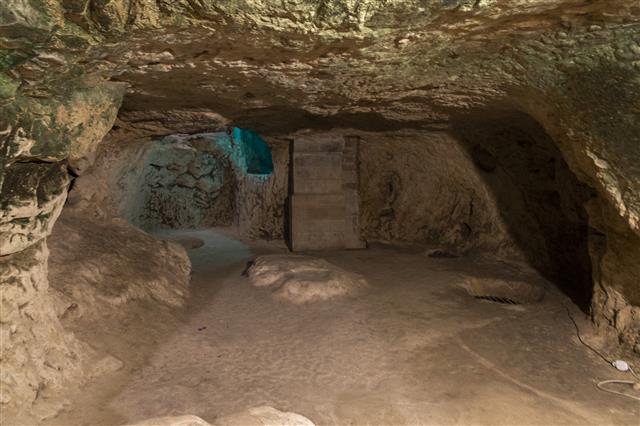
[1,1,639,425]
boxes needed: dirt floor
[45,229,639,426]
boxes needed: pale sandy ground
[47,229,639,426]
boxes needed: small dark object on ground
[474,295,520,305]
[241,260,255,276]
[427,249,459,258]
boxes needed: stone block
[292,152,343,194]
[294,137,343,153]
[290,194,346,251]
[289,134,363,251]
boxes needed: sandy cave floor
[45,229,639,426]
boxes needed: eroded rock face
[0,241,87,420]
[0,72,125,418]
[0,79,125,255]
[124,135,235,229]
[247,255,368,303]
[235,138,290,240]
[451,110,596,309]
[48,211,191,319]
[0,162,69,255]
[66,129,288,239]
[358,130,514,257]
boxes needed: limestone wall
[358,131,515,257]
[235,138,290,240]
[68,130,289,240]
[0,79,127,418]
[123,135,236,229]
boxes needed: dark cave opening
[450,109,596,311]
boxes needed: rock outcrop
[126,406,315,426]
[0,241,86,418]
[48,211,191,319]
[212,406,316,426]
[0,75,125,419]
[247,255,368,303]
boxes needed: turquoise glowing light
[232,127,274,175]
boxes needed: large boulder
[213,406,315,426]
[126,406,315,426]
[128,415,211,426]
[247,255,368,304]
[48,211,191,320]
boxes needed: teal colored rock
[232,127,274,175]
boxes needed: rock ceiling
[2,0,639,134]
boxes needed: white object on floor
[128,415,211,426]
[612,360,630,372]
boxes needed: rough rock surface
[126,406,315,426]
[0,66,124,419]
[358,130,514,256]
[592,286,640,354]
[0,161,69,255]
[48,211,191,320]
[213,406,316,426]
[122,134,236,229]
[247,255,368,303]
[128,415,212,426]
[0,77,124,255]
[0,241,85,419]
[235,138,290,240]
[68,131,289,239]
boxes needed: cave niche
[117,128,275,231]
[450,108,596,311]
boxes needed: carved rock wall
[0,79,126,418]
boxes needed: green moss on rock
[0,78,125,161]
[0,74,19,98]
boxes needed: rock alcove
[119,128,274,230]
[1,1,639,424]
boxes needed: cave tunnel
[2,2,640,425]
